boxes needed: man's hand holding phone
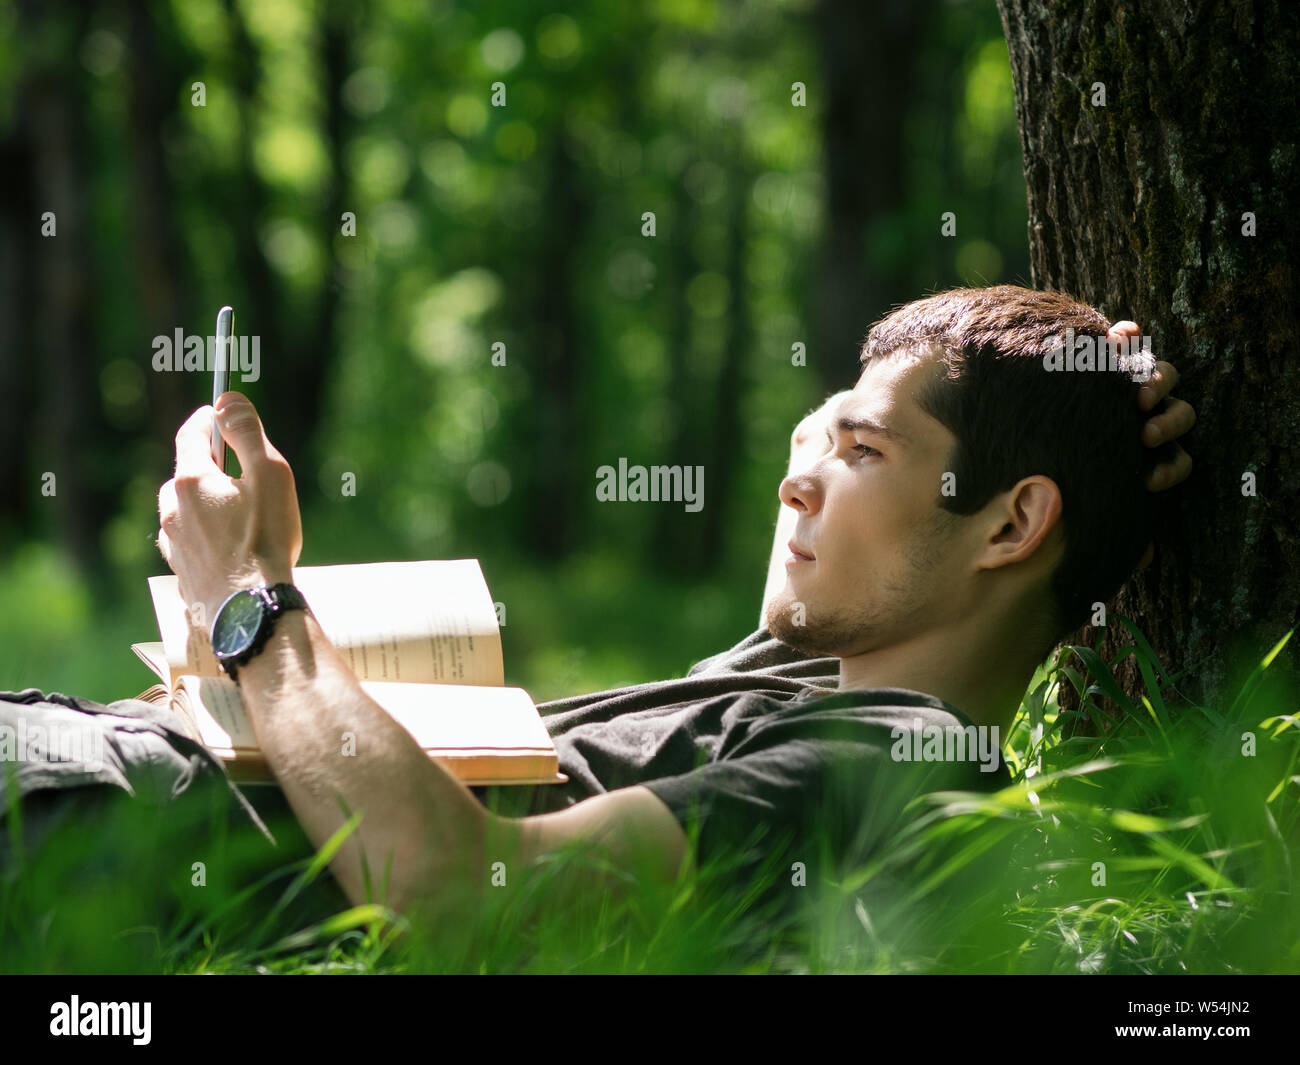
[157,393,302,626]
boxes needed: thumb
[214,391,276,479]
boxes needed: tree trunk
[813,0,934,392]
[997,0,1300,713]
[0,104,37,532]
[525,130,586,560]
[123,0,192,448]
[21,0,113,578]
[651,165,705,573]
[222,0,287,463]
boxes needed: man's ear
[976,475,1063,571]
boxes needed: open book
[132,559,565,787]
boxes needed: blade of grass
[1228,629,1294,720]
[252,808,365,945]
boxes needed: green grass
[1,535,1296,972]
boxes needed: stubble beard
[766,580,882,659]
[765,516,958,659]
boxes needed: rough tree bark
[997,0,1299,712]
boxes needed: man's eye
[824,428,880,459]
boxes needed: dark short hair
[860,284,1154,643]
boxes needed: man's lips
[787,540,815,563]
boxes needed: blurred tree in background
[0,0,1028,702]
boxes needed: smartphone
[211,305,233,472]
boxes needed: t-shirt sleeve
[641,704,997,896]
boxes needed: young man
[4,286,1194,925]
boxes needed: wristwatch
[210,582,309,683]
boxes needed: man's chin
[767,600,837,657]
[770,624,830,657]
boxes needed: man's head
[766,285,1153,665]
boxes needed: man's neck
[835,616,1041,732]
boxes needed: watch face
[211,590,265,660]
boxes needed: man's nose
[779,468,822,515]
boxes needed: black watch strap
[219,582,308,683]
[263,582,308,616]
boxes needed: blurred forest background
[0,0,1030,704]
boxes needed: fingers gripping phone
[211,305,233,473]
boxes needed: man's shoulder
[757,685,1009,785]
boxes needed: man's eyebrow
[831,413,907,444]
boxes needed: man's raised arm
[156,394,687,927]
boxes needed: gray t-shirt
[474,627,1008,890]
[0,629,1007,901]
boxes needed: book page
[180,676,550,757]
[184,675,259,748]
[357,681,551,754]
[133,683,171,707]
[148,560,504,687]
[131,642,172,688]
